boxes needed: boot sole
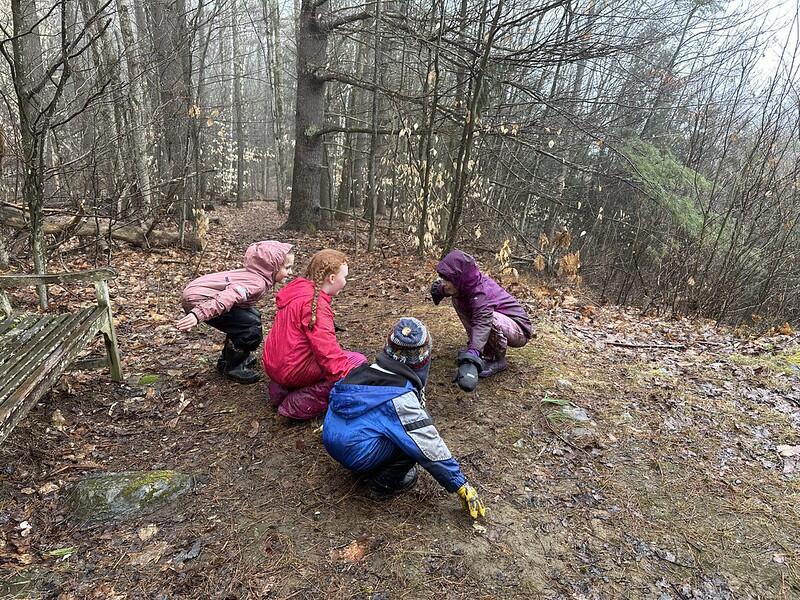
[223,372,262,384]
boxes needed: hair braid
[308,273,324,330]
[305,249,347,331]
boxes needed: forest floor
[1,202,799,599]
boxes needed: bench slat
[0,315,25,337]
[0,315,43,355]
[0,314,71,372]
[0,306,108,444]
[0,268,116,289]
[0,308,101,404]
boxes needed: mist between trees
[0,0,797,325]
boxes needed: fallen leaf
[129,541,169,566]
[138,524,159,542]
[175,393,191,415]
[332,539,367,563]
[172,539,203,566]
[38,482,60,495]
[248,420,260,438]
[51,409,67,431]
[48,546,76,558]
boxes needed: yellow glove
[456,483,486,519]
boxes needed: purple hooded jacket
[436,250,532,355]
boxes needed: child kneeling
[262,249,366,419]
[323,317,486,519]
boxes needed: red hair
[305,249,347,330]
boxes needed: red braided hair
[305,249,347,330]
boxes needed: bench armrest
[0,268,116,289]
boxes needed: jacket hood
[437,249,481,292]
[328,378,414,419]
[243,241,293,283]
[275,277,327,309]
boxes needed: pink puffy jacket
[181,241,293,322]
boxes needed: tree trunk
[150,0,191,202]
[11,0,49,308]
[417,0,444,255]
[117,0,153,216]
[232,0,245,208]
[366,0,382,251]
[284,0,329,231]
[262,0,289,212]
[0,206,204,249]
[78,0,122,206]
[443,0,505,255]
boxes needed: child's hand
[176,313,199,331]
[456,483,487,519]
[430,280,445,305]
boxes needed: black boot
[218,339,261,384]
[368,466,418,499]
[367,452,418,499]
[216,337,230,374]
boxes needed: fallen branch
[607,340,686,350]
[0,206,203,250]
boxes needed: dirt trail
[1,202,798,599]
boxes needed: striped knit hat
[384,317,432,370]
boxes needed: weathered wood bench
[0,269,123,444]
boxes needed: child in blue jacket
[322,317,486,520]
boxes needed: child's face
[441,278,457,296]
[323,263,348,296]
[275,253,295,283]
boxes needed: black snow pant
[206,307,262,351]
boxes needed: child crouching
[262,249,366,419]
[176,240,294,384]
[323,317,486,520]
[431,249,532,391]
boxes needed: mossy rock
[541,398,600,447]
[67,470,194,523]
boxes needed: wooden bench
[0,269,123,444]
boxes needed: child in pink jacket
[176,240,294,384]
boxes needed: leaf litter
[0,202,797,598]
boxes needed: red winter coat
[181,241,293,322]
[262,278,355,388]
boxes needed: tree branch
[320,10,370,32]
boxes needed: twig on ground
[607,340,686,350]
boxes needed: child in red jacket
[262,249,366,419]
[176,241,295,384]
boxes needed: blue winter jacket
[323,363,467,493]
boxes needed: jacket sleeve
[466,292,494,355]
[191,282,260,322]
[383,391,467,493]
[307,303,355,382]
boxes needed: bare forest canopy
[0,0,798,325]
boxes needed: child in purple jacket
[431,249,532,390]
